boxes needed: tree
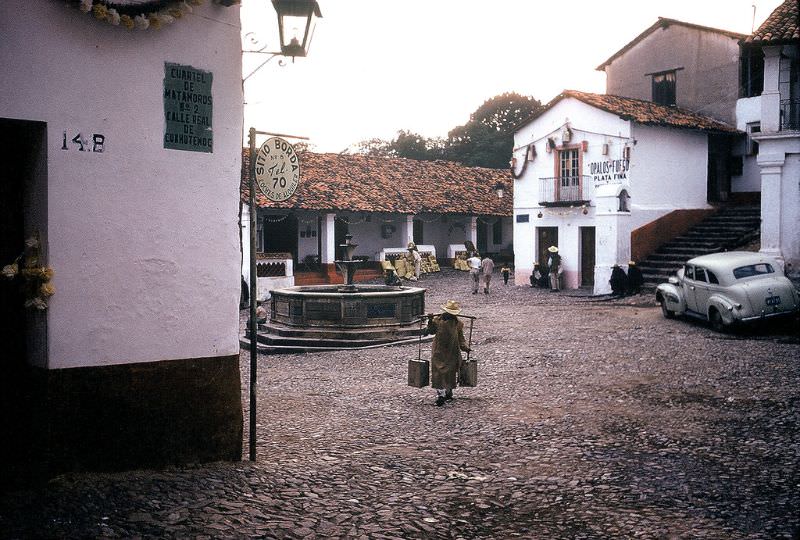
[353,92,543,169]
[446,92,543,169]
[356,130,445,161]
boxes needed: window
[557,147,581,200]
[684,265,694,280]
[694,267,707,283]
[651,70,676,106]
[739,46,764,98]
[707,270,719,284]
[492,220,502,245]
[733,263,774,279]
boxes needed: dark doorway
[413,218,424,246]
[537,227,558,269]
[580,227,596,288]
[707,134,732,203]
[263,213,298,263]
[334,217,348,260]
[476,219,487,255]
[0,118,47,488]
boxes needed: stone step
[257,322,423,341]
[240,333,432,354]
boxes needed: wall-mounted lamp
[546,138,556,152]
[493,182,505,199]
[581,140,588,152]
[623,146,631,159]
[562,127,572,143]
[272,0,323,58]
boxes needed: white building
[737,0,800,277]
[511,91,738,293]
[1,0,244,481]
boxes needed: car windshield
[732,263,775,279]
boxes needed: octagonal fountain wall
[252,284,426,352]
[271,284,425,328]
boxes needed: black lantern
[493,182,505,199]
[272,0,323,58]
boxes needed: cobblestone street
[1,270,798,539]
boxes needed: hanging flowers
[2,234,55,311]
[65,1,204,31]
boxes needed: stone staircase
[637,205,761,289]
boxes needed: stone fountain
[243,235,427,353]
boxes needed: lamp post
[246,0,320,463]
[494,182,505,199]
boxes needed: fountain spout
[335,233,366,290]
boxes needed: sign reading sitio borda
[255,137,300,202]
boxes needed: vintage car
[655,251,799,332]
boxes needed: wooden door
[536,227,558,268]
[580,227,596,288]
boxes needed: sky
[240,0,783,153]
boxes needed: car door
[692,266,712,317]
[681,265,700,313]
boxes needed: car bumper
[740,309,799,323]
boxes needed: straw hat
[628,261,636,266]
[407,241,417,250]
[547,246,559,253]
[441,300,462,315]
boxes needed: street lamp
[493,182,505,199]
[273,0,322,58]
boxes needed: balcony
[780,98,800,131]
[538,176,592,206]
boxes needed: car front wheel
[660,300,675,319]
[709,309,727,333]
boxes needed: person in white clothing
[466,252,482,294]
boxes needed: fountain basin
[244,284,427,353]
[271,284,425,327]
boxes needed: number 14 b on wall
[62,130,105,153]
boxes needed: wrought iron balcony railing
[538,176,592,206]
[780,98,800,131]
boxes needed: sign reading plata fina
[163,63,213,153]
[255,137,300,202]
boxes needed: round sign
[254,137,300,202]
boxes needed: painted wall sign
[589,159,629,183]
[61,130,105,153]
[163,63,213,153]
[254,137,300,202]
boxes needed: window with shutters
[651,70,677,106]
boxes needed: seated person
[384,268,401,286]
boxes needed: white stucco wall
[1,1,244,369]
[628,124,710,208]
[733,96,764,193]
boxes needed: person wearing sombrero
[627,260,644,295]
[546,246,562,292]
[426,300,471,406]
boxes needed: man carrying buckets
[426,300,472,406]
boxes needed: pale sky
[241,0,783,153]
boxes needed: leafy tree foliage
[354,92,542,169]
[446,92,543,168]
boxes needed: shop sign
[255,137,300,202]
[589,159,629,183]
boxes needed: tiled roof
[746,0,799,44]
[241,151,512,216]
[516,90,739,134]
[596,17,746,71]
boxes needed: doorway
[580,227,596,288]
[0,118,47,487]
[536,227,558,268]
[476,220,487,255]
[263,213,298,263]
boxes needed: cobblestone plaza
[1,270,798,539]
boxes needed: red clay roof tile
[241,151,513,216]
[747,0,799,44]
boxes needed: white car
[655,252,799,332]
